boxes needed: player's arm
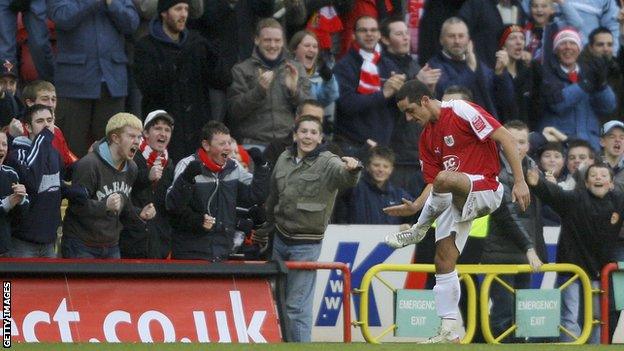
[383,183,433,217]
[490,127,530,211]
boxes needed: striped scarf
[306,6,343,50]
[356,43,382,95]
[139,138,168,169]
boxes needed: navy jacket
[47,0,139,98]
[334,48,400,146]
[7,129,62,244]
[0,165,29,254]
[538,56,616,151]
[338,171,413,225]
[428,51,515,119]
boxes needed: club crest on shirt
[444,135,454,147]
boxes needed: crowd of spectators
[1,0,624,343]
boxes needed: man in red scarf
[120,110,175,258]
[334,15,405,159]
[166,121,270,261]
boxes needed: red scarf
[197,147,225,173]
[306,6,343,50]
[355,42,382,94]
[139,138,168,169]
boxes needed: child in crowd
[527,163,624,343]
[339,146,413,224]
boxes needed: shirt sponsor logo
[442,155,460,171]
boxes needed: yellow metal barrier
[480,263,596,344]
[355,263,477,344]
[355,263,596,344]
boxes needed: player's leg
[422,203,472,343]
[385,171,471,248]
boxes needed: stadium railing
[479,263,595,344]
[354,263,477,344]
[600,261,624,344]
[355,263,595,344]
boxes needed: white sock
[433,270,460,320]
[418,191,451,226]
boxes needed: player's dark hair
[396,79,433,105]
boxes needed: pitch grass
[5,344,619,351]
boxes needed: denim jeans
[272,235,322,342]
[558,275,600,343]
[8,237,56,258]
[489,273,531,341]
[61,235,120,259]
[0,0,54,81]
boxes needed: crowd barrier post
[600,262,624,344]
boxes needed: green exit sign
[515,289,561,337]
[394,289,441,337]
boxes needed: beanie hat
[157,0,189,14]
[498,25,523,49]
[144,109,174,130]
[553,28,582,50]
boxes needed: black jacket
[188,0,275,70]
[483,154,546,264]
[119,152,174,259]
[134,20,231,162]
[459,0,527,69]
[166,154,269,260]
[383,51,422,166]
[531,175,624,280]
[498,61,541,127]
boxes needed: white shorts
[434,174,503,252]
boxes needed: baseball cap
[0,60,18,78]
[144,110,174,130]
[601,120,624,136]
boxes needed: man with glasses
[333,15,403,159]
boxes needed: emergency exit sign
[394,289,441,337]
[515,289,561,337]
